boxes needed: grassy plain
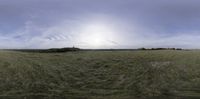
[0,50,200,98]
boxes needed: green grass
[0,50,200,99]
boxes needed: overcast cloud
[0,0,200,48]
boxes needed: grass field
[0,50,200,99]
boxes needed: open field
[0,50,200,99]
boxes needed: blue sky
[1,0,200,49]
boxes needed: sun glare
[78,23,115,48]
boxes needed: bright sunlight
[78,23,116,48]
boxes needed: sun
[78,23,114,48]
[85,27,105,47]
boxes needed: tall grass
[0,50,200,98]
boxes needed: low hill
[7,47,80,53]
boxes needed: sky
[1,0,200,49]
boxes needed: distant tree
[138,47,146,50]
[176,48,182,50]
